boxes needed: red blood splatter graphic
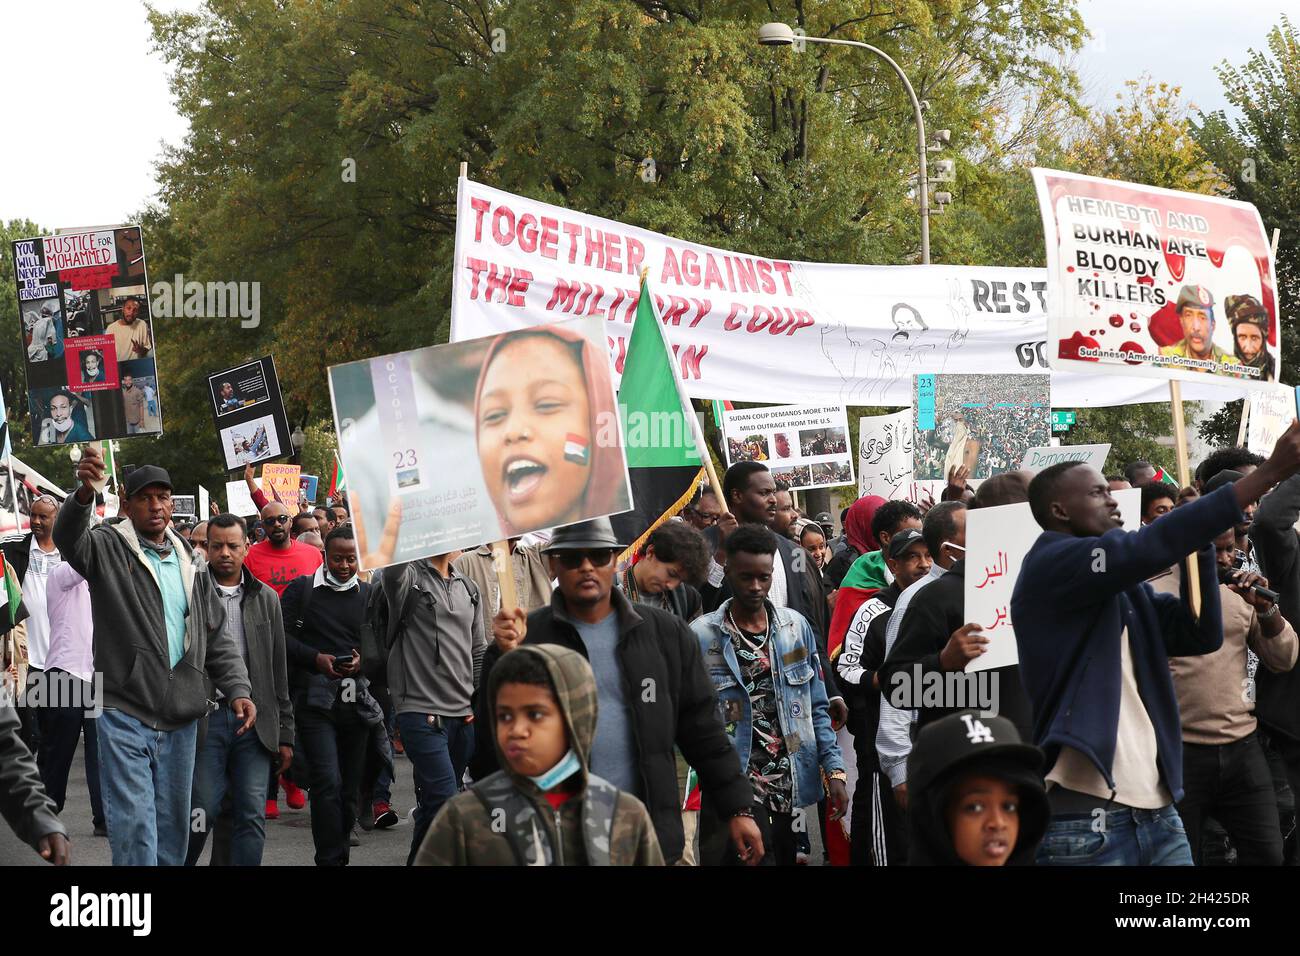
[1061,331,1100,361]
[1130,323,1142,333]
[1109,315,1124,328]
[1136,276,1154,286]
[1147,301,1182,347]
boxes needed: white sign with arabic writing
[964,503,1040,673]
[857,410,913,499]
[966,488,1139,673]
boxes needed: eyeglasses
[551,549,617,570]
[686,508,719,525]
[262,514,291,525]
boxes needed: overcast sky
[0,0,1292,230]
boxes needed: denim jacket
[692,600,843,809]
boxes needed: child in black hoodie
[906,710,1049,866]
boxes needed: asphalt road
[0,734,417,867]
[2,735,826,867]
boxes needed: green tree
[1193,16,1300,447]
[137,0,1087,493]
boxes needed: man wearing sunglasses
[244,502,321,818]
[479,517,764,865]
[245,503,323,599]
[681,487,723,532]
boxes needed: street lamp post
[758,22,931,264]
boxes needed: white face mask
[51,415,74,433]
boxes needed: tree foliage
[132,0,1087,493]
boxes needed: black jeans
[699,792,799,866]
[34,671,104,827]
[1260,724,1300,864]
[296,701,369,866]
[1179,733,1283,866]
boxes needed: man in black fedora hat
[478,516,763,865]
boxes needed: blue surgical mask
[528,749,581,791]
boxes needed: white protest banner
[967,488,1140,674]
[330,314,632,569]
[226,479,257,518]
[1032,167,1279,389]
[198,485,210,520]
[857,410,913,499]
[1020,443,1111,474]
[450,179,1245,409]
[722,404,852,491]
[1247,382,1297,457]
[965,503,1040,673]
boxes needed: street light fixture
[758,22,933,264]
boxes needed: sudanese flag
[609,277,705,564]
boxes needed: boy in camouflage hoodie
[415,643,662,866]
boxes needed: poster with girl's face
[329,315,632,569]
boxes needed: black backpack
[358,568,480,683]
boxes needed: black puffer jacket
[474,588,751,864]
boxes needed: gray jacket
[0,698,65,850]
[204,567,293,755]
[53,494,251,730]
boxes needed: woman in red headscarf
[475,324,629,536]
[824,495,885,589]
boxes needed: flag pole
[1169,380,1201,616]
[5,454,17,532]
[639,268,727,513]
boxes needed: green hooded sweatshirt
[414,644,663,866]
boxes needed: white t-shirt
[1046,626,1171,809]
[21,540,63,670]
[768,548,788,608]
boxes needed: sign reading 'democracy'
[966,487,1139,674]
[1032,168,1279,389]
[722,404,853,491]
[450,179,1247,409]
[1246,382,1296,458]
[329,314,633,569]
[1020,442,1111,474]
[857,410,913,499]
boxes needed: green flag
[610,278,705,560]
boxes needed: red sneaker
[282,775,307,810]
[373,801,399,829]
[265,799,280,821]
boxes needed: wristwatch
[1261,602,1280,620]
